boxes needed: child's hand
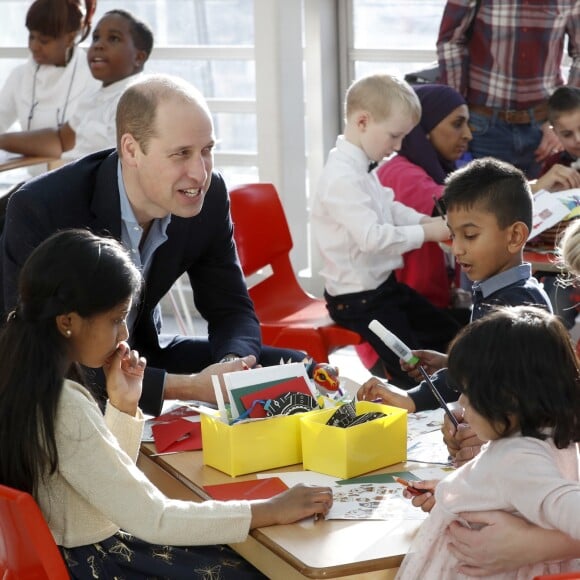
[250,484,333,528]
[103,341,146,416]
[532,163,580,192]
[402,479,439,513]
[442,406,484,467]
[357,377,416,412]
[422,219,450,243]
[401,349,447,381]
[534,123,563,164]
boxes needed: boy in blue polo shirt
[358,157,552,413]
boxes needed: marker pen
[368,320,419,365]
[368,320,460,428]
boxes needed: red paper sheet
[151,411,202,453]
[204,477,289,501]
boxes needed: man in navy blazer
[0,74,305,416]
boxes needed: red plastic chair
[0,484,68,579]
[229,183,362,362]
[533,574,580,579]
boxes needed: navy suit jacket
[0,149,261,415]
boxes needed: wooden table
[138,444,425,579]
[0,154,59,173]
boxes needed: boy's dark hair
[105,9,154,57]
[448,306,580,449]
[442,157,532,231]
[548,86,580,124]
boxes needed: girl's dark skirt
[60,530,266,579]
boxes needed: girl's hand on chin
[104,341,146,415]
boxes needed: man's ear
[507,221,529,254]
[119,133,140,166]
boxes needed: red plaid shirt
[437,0,580,109]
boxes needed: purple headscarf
[399,84,467,184]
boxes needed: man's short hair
[105,9,154,57]
[116,74,209,153]
[345,73,421,125]
[442,157,533,231]
[548,86,580,124]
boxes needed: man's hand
[164,355,257,402]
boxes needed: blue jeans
[468,110,544,178]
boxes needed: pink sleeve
[377,157,444,215]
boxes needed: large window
[0,0,448,290]
[343,0,446,98]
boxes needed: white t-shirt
[0,48,99,133]
[62,73,141,161]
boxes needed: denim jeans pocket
[468,111,491,137]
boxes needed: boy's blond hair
[345,73,420,124]
[558,220,580,278]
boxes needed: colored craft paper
[239,376,314,418]
[223,363,315,419]
[152,417,202,453]
[229,378,289,418]
[150,406,202,453]
[337,471,420,486]
[204,477,288,501]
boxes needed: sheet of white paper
[529,189,574,240]
[407,428,452,465]
[325,482,428,521]
[212,374,228,422]
[407,408,444,440]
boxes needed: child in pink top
[397,306,580,579]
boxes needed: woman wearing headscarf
[377,83,472,310]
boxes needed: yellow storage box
[300,401,407,479]
[201,413,303,477]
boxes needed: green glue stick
[368,320,420,366]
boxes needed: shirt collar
[472,263,532,299]
[336,135,372,173]
[117,160,171,235]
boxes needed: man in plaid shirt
[437,0,580,178]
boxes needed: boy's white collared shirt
[311,135,425,296]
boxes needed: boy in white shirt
[311,73,459,388]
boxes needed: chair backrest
[0,484,68,579]
[229,183,293,277]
